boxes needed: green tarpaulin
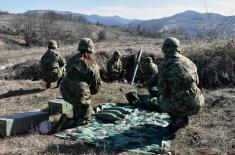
[55,103,172,154]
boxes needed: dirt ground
[0,26,234,154]
[172,88,235,155]
[0,80,234,155]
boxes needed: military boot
[50,114,69,134]
[72,110,89,127]
[125,91,140,106]
[169,116,189,133]
[73,105,92,126]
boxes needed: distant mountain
[22,10,137,26]
[22,10,235,37]
[131,10,235,36]
[85,15,132,26]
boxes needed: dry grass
[1,38,234,89]
[182,40,235,88]
[0,33,25,50]
[171,88,235,154]
[0,80,134,115]
[0,80,234,154]
[0,80,135,154]
[0,35,234,154]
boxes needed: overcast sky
[0,0,234,19]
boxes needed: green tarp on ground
[55,103,173,154]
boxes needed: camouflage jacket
[157,51,204,116]
[142,62,158,80]
[107,58,123,75]
[40,49,66,71]
[66,52,101,95]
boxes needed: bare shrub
[0,10,11,15]
[184,41,235,88]
[12,13,79,47]
[97,30,107,41]
[1,41,234,89]
[20,15,39,47]
[1,59,42,81]
[77,23,93,39]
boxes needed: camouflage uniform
[41,40,66,89]
[158,37,204,116]
[141,57,158,81]
[140,57,160,97]
[107,50,126,82]
[60,38,101,125]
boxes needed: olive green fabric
[128,38,204,117]
[107,51,125,81]
[40,49,66,84]
[55,103,172,154]
[0,112,49,136]
[126,92,161,111]
[125,91,140,105]
[141,57,158,83]
[158,39,204,116]
[48,98,73,115]
[60,51,101,122]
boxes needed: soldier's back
[158,52,204,116]
[41,49,60,70]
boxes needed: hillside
[23,10,135,26]
[0,14,134,50]
[131,10,235,37]
[0,15,25,49]
[23,10,235,37]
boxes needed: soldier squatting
[40,37,204,133]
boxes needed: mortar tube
[130,50,142,85]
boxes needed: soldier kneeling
[126,37,204,132]
[107,50,126,82]
[40,40,66,89]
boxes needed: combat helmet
[145,57,153,63]
[162,37,180,53]
[48,40,58,49]
[113,50,120,57]
[78,38,94,53]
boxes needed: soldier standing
[107,50,126,82]
[40,40,66,89]
[60,38,101,126]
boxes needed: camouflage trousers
[158,87,204,116]
[43,66,65,83]
[60,78,93,123]
[126,87,204,117]
[109,69,126,82]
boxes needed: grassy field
[0,14,234,154]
